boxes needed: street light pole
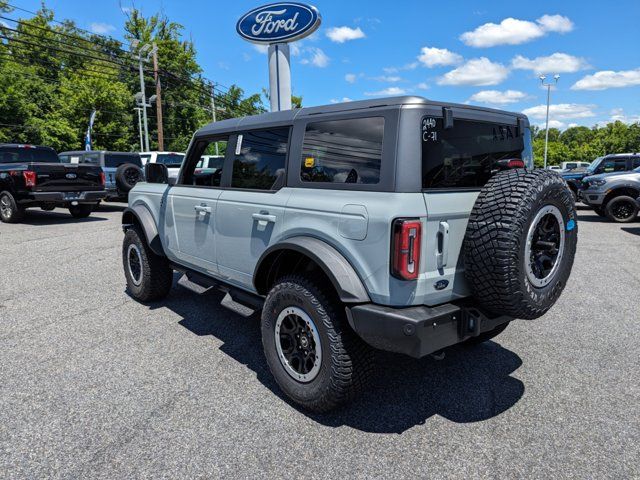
[210,83,219,155]
[539,74,560,169]
[134,107,143,152]
[137,50,150,152]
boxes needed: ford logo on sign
[65,173,77,180]
[236,2,321,44]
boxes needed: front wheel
[122,226,173,301]
[0,191,24,223]
[605,196,639,223]
[261,275,374,412]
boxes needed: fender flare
[122,205,165,257]
[253,236,370,303]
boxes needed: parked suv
[139,151,185,181]
[59,151,144,201]
[0,144,105,222]
[121,97,577,411]
[581,167,640,222]
[563,153,640,201]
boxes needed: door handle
[436,221,449,270]
[252,212,277,223]
[194,205,212,214]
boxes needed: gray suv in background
[59,151,144,201]
[582,167,640,222]
[120,96,577,411]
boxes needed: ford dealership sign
[236,2,321,44]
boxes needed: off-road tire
[605,195,638,223]
[115,163,143,193]
[593,206,606,217]
[464,169,577,319]
[261,275,374,412]
[68,204,94,218]
[122,226,173,302]
[0,191,25,223]
[464,322,510,346]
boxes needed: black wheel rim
[525,205,565,288]
[125,169,140,186]
[611,201,634,220]
[275,306,322,382]
[127,244,143,286]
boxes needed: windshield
[0,146,59,163]
[155,153,184,167]
[587,157,604,173]
[104,153,142,168]
[197,156,225,169]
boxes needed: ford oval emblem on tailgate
[65,173,77,179]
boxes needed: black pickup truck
[0,144,106,223]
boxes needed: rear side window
[231,128,289,190]
[104,154,142,168]
[300,117,384,184]
[601,157,628,173]
[422,118,524,189]
[633,157,640,169]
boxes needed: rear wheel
[122,226,173,301]
[605,196,638,223]
[68,204,94,218]
[0,191,24,223]
[261,275,373,412]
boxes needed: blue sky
[16,0,640,128]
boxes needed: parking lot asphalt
[0,203,638,479]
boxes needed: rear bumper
[346,302,512,358]
[19,190,106,205]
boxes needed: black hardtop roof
[196,96,527,136]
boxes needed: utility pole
[210,83,219,155]
[151,43,164,151]
[137,48,150,152]
[539,74,560,169]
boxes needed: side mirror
[145,163,169,184]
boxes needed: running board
[173,265,264,313]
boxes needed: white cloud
[364,86,407,96]
[417,47,462,68]
[438,57,509,86]
[608,108,640,124]
[522,103,596,121]
[571,68,640,90]
[469,89,528,105]
[512,52,589,73]
[300,47,329,68]
[383,62,418,74]
[544,120,567,129]
[326,26,366,43]
[345,73,357,84]
[460,14,573,47]
[371,75,402,82]
[330,97,353,103]
[90,22,115,34]
[253,44,269,54]
[416,82,429,90]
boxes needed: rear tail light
[99,172,106,186]
[22,170,37,188]
[507,159,525,168]
[391,218,422,280]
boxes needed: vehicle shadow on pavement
[157,278,524,434]
[17,210,108,225]
[621,227,640,236]
[96,203,128,212]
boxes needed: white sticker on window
[235,135,243,155]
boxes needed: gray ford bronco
[121,96,578,411]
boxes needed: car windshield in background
[422,118,525,189]
[0,147,59,163]
[156,154,185,167]
[197,156,225,169]
[104,154,142,168]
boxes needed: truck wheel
[261,275,374,412]
[605,196,639,223]
[593,206,606,217]
[68,204,94,218]
[122,226,173,302]
[464,322,510,346]
[115,163,143,193]
[0,191,25,223]
[464,169,577,319]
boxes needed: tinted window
[155,153,184,167]
[422,117,524,189]
[231,128,289,190]
[600,157,628,173]
[632,157,640,169]
[0,146,59,163]
[301,117,383,184]
[104,153,142,168]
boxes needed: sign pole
[268,43,292,112]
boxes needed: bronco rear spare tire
[463,169,577,319]
[115,163,143,193]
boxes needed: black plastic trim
[121,205,164,257]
